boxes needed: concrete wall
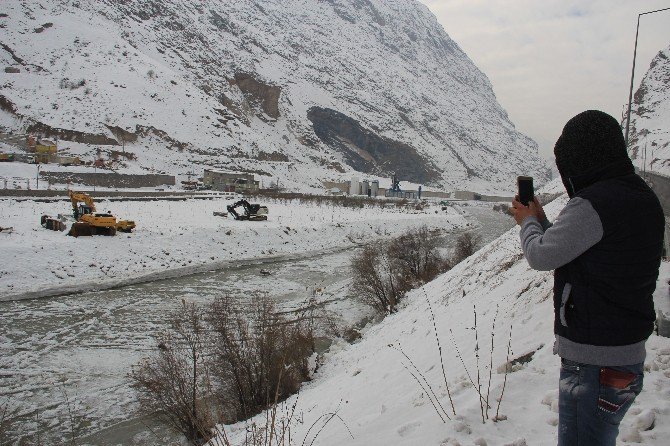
[39,172,176,188]
[421,191,451,199]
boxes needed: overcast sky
[420,0,670,160]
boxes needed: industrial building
[203,169,259,193]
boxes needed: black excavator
[226,199,268,221]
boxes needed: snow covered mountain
[0,0,548,193]
[629,43,670,175]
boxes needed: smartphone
[517,176,534,206]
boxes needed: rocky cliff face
[0,0,548,192]
[629,44,670,175]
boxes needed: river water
[0,203,513,445]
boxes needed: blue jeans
[558,358,643,446]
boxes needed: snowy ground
[0,196,469,301]
[0,195,501,445]
[215,191,670,446]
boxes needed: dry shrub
[130,301,216,445]
[452,232,481,265]
[208,295,314,422]
[352,226,450,314]
[130,296,316,444]
[389,226,445,284]
[351,242,406,314]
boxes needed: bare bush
[352,226,450,314]
[351,242,406,314]
[389,226,445,284]
[208,295,315,422]
[452,232,481,265]
[130,301,216,445]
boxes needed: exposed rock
[33,22,53,33]
[4,67,20,73]
[257,151,289,162]
[629,44,670,175]
[25,121,118,145]
[230,73,281,119]
[308,106,440,184]
[136,125,189,151]
[0,94,18,113]
[105,125,138,144]
[497,344,543,373]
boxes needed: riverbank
[0,196,469,301]
[215,193,670,446]
[0,199,513,445]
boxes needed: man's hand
[511,196,544,226]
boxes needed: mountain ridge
[0,0,548,193]
[629,43,670,175]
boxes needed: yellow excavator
[66,191,136,237]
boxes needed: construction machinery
[60,191,136,236]
[0,152,14,162]
[226,199,268,221]
[40,215,66,232]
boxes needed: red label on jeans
[599,368,636,389]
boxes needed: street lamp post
[624,7,670,148]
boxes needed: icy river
[0,204,513,445]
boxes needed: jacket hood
[554,110,631,197]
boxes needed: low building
[203,169,259,193]
[452,190,482,201]
[56,155,80,166]
[33,139,58,163]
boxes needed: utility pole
[624,7,670,148]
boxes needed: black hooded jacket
[553,157,664,346]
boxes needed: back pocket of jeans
[597,367,642,425]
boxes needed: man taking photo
[510,110,664,446]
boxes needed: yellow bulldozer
[65,191,136,237]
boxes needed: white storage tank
[371,180,379,197]
[350,176,360,195]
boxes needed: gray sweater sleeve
[540,217,552,231]
[519,197,603,271]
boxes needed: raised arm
[519,197,603,271]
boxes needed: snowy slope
[216,185,670,445]
[629,43,670,175]
[0,0,548,194]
